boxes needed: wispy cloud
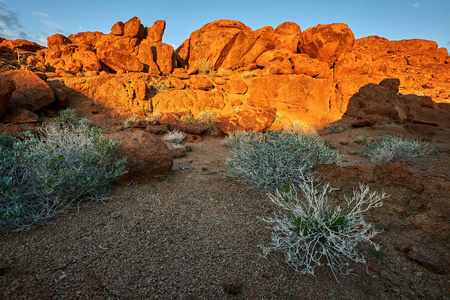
[412,2,419,8]
[0,2,32,40]
[33,12,49,18]
[38,37,47,45]
[41,19,64,32]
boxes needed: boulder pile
[1,17,449,130]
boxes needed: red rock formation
[2,70,55,112]
[0,75,16,117]
[299,23,355,67]
[113,131,173,181]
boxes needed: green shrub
[261,177,387,281]
[362,135,438,164]
[0,111,127,230]
[325,125,346,134]
[225,129,340,191]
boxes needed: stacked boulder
[35,17,174,75]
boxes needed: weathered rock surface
[0,108,39,123]
[0,74,16,117]
[114,131,173,181]
[299,23,355,67]
[2,70,55,111]
[211,108,276,133]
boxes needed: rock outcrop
[5,17,449,130]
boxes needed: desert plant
[49,107,87,126]
[362,135,438,164]
[123,117,138,129]
[145,111,163,125]
[355,136,368,145]
[240,70,257,79]
[225,129,340,191]
[230,106,242,114]
[325,125,346,134]
[163,129,186,143]
[195,111,219,124]
[0,116,127,230]
[284,121,317,137]
[15,49,28,70]
[261,177,387,281]
[193,59,215,76]
[217,68,232,77]
[151,77,169,93]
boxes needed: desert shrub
[195,111,219,124]
[284,121,317,136]
[163,129,186,143]
[123,117,138,129]
[151,77,169,93]
[325,125,346,134]
[362,135,438,164]
[0,117,127,230]
[193,59,215,76]
[145,111,163,125]
[180,111,219,125]
[240,70,257,79]
[225,129,340,191]
[261,177,387,281]
[49,107,87,126]
[355,136,368,145]
[217,68,232,77]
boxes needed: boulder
[123,16,143,38]
[136,40,160,74]
[275,21,301,35]
[290,53,330,78]
[222,79,248,94]
[147,20,166,43]
[255,49,293,67]
[47,34,71,50]
[263,59,293,75]
[170,78,186,90]
[114,131,173,180]
[172,68,190,79]
[3,70,55,112]
[0,75,16,117]
[156,43,174,75]
[299,23,355,67]
[111,21,124,36]
[0,108,39,123]
[97,46,144,72]
[211,108,276,134]
[0,123,25,137]
[0,39,42,52]
[186,20,256,69]
[189,75,213,90]
[73,49,102,71]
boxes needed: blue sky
[1,0,449,51]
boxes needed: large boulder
[299,23,355,67]
[184,20,256,70]
[47,34,71,50]
[0,75,16,117]
[0,39,42,52]
[147,20,166,43]
[97,47,144,72]
[2,70,55,112]
[114,131,173,181]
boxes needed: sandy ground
[1,124,449,299]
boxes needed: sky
[0,0,449,51]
